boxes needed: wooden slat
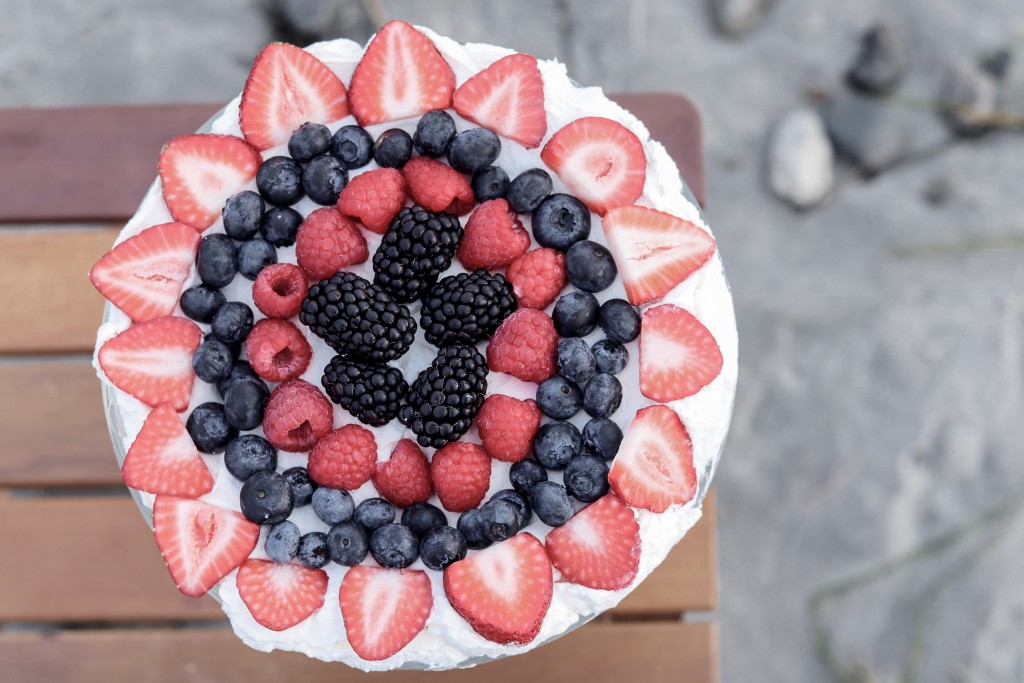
[0,227,116,354]
[0,621,716,683]
[0,493,714,622]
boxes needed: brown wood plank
[0,227,116,354]
[0,621,716,683]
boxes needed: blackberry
[399,344,488,449]
[372,205,463,303]
[321,355,409,427]
[420,270,517,347]
[299,272,416,362]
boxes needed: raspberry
[245,318,312,382]
[486,308,558,383]
[476,395,542,462]
[252,263,309,318]
[336,168,407,234]
[401,156,474,215]
[262,379,333,452]
[372,439,433,508]
[506,248,566,310]
[431,442,491,512]
[456,198,531,270]
[307,424,378,490]
[295,207,369,281]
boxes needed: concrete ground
[4,1,1023,680]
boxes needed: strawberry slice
[236,559,328,631]
[443,533,552,645]
[540,117,646,215]
[158,134,261,231]
[153,495,259,597]
[453,53,547,148]
[121,403,213,498]
[340,565,433,661]
[89,222,199,323]
[239,43,350,151]
[639,304,723,402]
[602,205,717,306]
[348,20,455,126]
[608,405,697,513]
[544,493,641,590]
[97,316,202,412]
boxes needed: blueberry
[566,240,617,293]
[457,508,492,550]
[297,532,330,568]
[401,502,448,539]
[354,497,396,532]
[224,379,268,430]
[302,154,348,205]
[240,471,294,525]
[179,285,226,324]
[224,435,276,480]
[192,338,234,383]
[529,481,575,527]
[532,194,590,251]
[236,238,277,280]
[222,190,265,241]
[373,129,413,168]
[265,520,301,562]
[492,489,532,529]
[598,299,641,342]
[552,291,599,337]
[331,125,374,168]
[256,156,304,206]
[507,168,552,213]
[369,523,419,568]
[592,339,629,374]
[471,165,509,202]
[186,402,237,454]
[413,110,456,157]
[419,525,468,571]
[260,206,303,247]
[211,302,254,345]
[478,499,521,542]
[533,420,581,470]
[581,417,623,461]
[564,454,610,503]
[282,466,316,507]
[447,128,500,174]
[206,331,240,361]
[583,373,622,418]
[216,360,265,398]
[288,122,332,162]
[509,459,547,496]
[326,521,369,566]
[197,234,238,288]
[536,376,583,419]
[556,337,596,385]
[311,487,355,525]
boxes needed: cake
[90,21,737,671]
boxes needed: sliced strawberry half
[340,565,433,661]
[608,405,697,513]
[152,495,259,597]
[453,53,547,148]
[348,20,455,126]
[639,304,723,402]
[158,134,261,231]
[239,43,350,151]
[97,316,202,412]
[121,403,213,498]
[602,205,717,306]
[545,493,641,590]
[540,117,646,215]
[89,222,199,323]
[443,533,552,645]
[236,558,328,631]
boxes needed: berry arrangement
[91,21,725,663]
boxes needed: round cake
[91,22,737,671]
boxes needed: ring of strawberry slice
[92,20,726,664]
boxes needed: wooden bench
[0,94,717,682]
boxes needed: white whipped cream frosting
[94,28,738,671]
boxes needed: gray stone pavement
[4,1,1023,680]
